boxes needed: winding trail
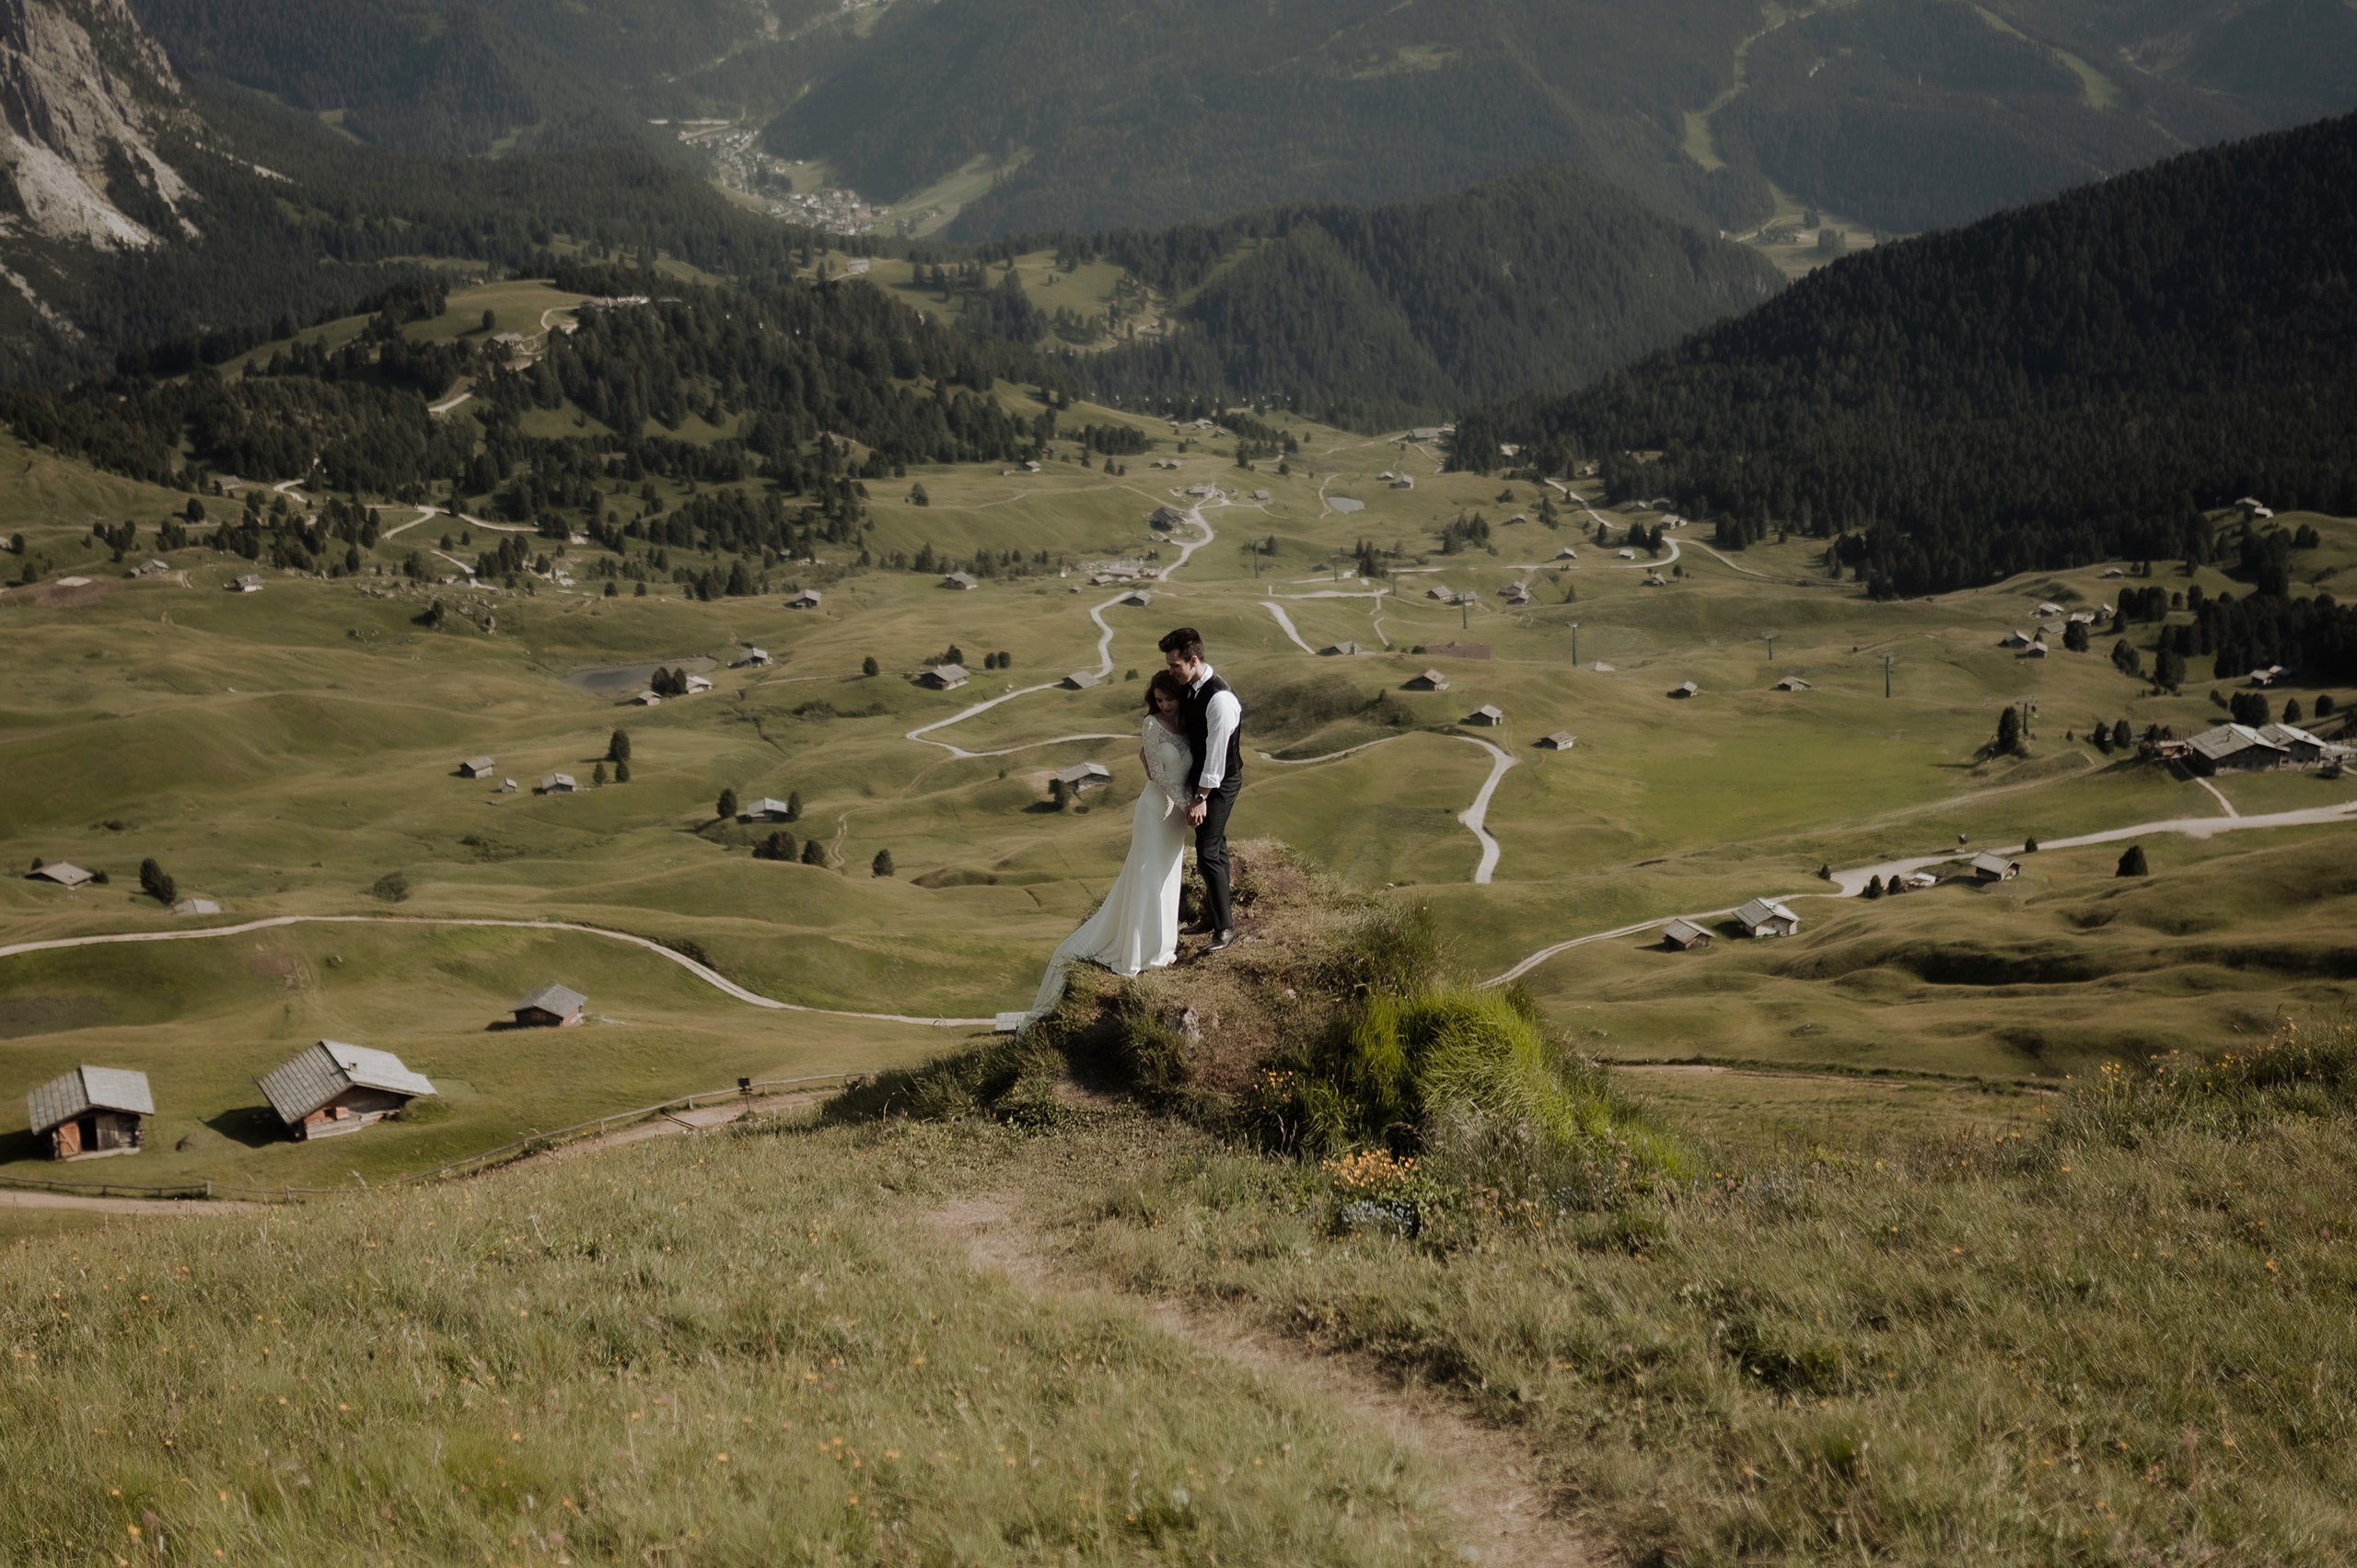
[1255,733,1513,881]
[1257,599,1318,655]
[2193,777,2240,819]
[0,915,994,1028]
[1483,798,2357,987]
[1453,738,1517,884]
[931,1197,1602,1568]
[905,507,1217,759]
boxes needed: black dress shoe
[1179,920,1218,936]
[1206,928,1239,952]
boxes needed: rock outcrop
[0,0,198,250]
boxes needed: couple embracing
[1024,628,1243,1021]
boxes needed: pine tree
[801,840,826,866]
[1994,706,2023,755]
[872,849,895,877]
[609,730,632,763]
[717,787,738,821]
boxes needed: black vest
[1182,672,1243,793]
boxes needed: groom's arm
[1194,689,1243,795]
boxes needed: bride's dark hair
[1145,669,1188,712]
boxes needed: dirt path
[0,1188,261,1216]
[928,1195,1607,1568]
[0,914,994,1028]
[523,1091,820,1167]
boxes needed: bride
[1024,669,1194,1020]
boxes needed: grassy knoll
[0,1121,1461,1566]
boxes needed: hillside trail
[927,1195,1608,1568]
[0,1188,262,1216]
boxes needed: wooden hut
[511,984,587,1028]
[28,1066,153,1160]
[1970,852,2020,882]
[1734,898,1800,938]
[1660,919,1713,952]
[256,1041,435,1140]
[1402,669,1449,691]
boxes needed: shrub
[2117,843,2149,877]
[862,656,879,677]
[872,849,895,877]
[716,787,738,821]
[369,871,411,902]
[2051,1013,2357,1147]
[1261,984,1690,1191]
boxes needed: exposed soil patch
[928,1194,1609,1568]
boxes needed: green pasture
[3,409,2353,1189]
[0,920,946,1191]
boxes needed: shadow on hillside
[203,1106,283,1149]
[0,1128,48,1164]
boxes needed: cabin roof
[257,1041,435,1123]
[514,983,586,1016]
[28,1066,155,1134]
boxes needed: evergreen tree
[717,787,738,821]
[801,840,827,866]
[1994,706,2023,756]
[872,849,895,877]
[608,729,632,763]
[2118,844,2149,877]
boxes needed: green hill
[1470,110,2357,609]
[1062,165,1783,429]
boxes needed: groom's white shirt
[1190,662,1243,793]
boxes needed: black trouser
[1194,778,1241,933]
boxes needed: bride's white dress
[1025,715,1192,1020]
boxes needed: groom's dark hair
[1157,627,1204,659]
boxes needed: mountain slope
[0,0,199,251]
[1069,166,1785,429]
[1469,111,2357,596]
[761,0,1771,237]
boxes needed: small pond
[561,656,718,693]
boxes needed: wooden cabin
[256,1041,435,1140]
[1971,852,2021,882]
[459,755,497,778]
[28,1066,153,1160]
[918,664,970,691]
[1402,669,1449,691]
[1537,731,1576,750]
[1734,898,1801,938]
[1661,919,1713,952]
[512,984,586,1028]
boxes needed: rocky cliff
[0,0,197,251]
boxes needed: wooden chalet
[918,664,970,691]
[742,797,794,821]
[27,862,93,889]
[1059,670,1101,690]
[1402,669,1449,691]
[256,1041,435,1140]
[28,1066,153,1160]
[1734,898,1800,938]
[1537,731,1576,750]
[1773,677,1811,691]
[786,589,823,609]
[1463,704,1504,726]
[1319,642,1360,656]
[511,984,586,1028]
[1669,680,1699,699]
[941,572,980,591]
[1660,919,1713,952]
[539,772,577,793]
[1970,852,2020,882]
[1147,505,1187,531]
[459,755,497,778]
[735,647,772,668]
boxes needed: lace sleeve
[1142,718,1190,808]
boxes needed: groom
[1159,626,1243,952]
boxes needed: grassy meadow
[6,348,2357,1562]
[5,366,2354,1191]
